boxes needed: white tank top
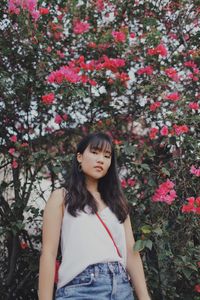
[57,205,127,289]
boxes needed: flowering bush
[0,0,200,299]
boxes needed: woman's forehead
[89,139,112,153]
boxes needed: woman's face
[77,144,112,181]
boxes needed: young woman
[38,132,151,300]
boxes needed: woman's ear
[77,152,82,163]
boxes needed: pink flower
[39,7,49,15]
[8,148,15,155]
[112,31,126,43]
[182,197,200,215]
[62,114,68,121]
[137,66,154,76]
[165,68,179,81]
[42,93,55,104]
[194,284,200,293]
[149,127,159,139]
[10,135,17,142]
[152,179,177,205]
[47,66,80,84]
[173,124,189,135]
[73,20,90,34]
[130,32,136,38]
[96,0,104,11]
[188,102,199,110]
[54,115,63,124]
[160,125,169,136]
[12,159,18,169]
[149,102,161,112]
[165,92,180,101]
[147,44,168,57]
[127,179,136,187]
[190,165,200,177]
[121,179,127,189]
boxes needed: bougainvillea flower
[173,124,189,135]
[149,102,161,112]
[165,92,180,101]
[73,20,90,34]
[10,135,17,142]
[188,102,199,110]
[182,197,200,214]
[112,31,126,43]
[160,125,169,136]
[190,165,200,177]
[137,66,154,76]
[147,44,168,57]
[152,179,177,205]
[149,127,159,139]
[42,93,55,104]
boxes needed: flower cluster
[121,178,136,189]
[147,44,168,57]
[42,93,55,105]
[73,20,90,35]
[190,165,200,177]
[152,179,177,205]
[137,66,154,76]
[8,0,40,20]
[182,197,200,214]
[112,31,126,43]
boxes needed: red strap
[96,212,122,258]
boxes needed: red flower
[152,179,177,205]
[188,102,199,110]
[149,127,159,139]
[73,20,90,35]
[149,102,161,112]
[147,44,167,57]
[121,179,127,189]
[194,284,200,293]
[130,32,136,38]
[112,31,126,43]
[20,242,29,249]
[42,93,55,104]
[182,196,200,215]
[160,125,169,136]
[39,7,49,15]
[127,179,136,187]
[137,66,154,76]
[173,124,189,135]
[54,115,63,124]
[165,68,179,81]
[10,135,17,142]
[190,165,200,177]
[165,92,180,101]
[12,159,18,169]
[8,148,15,155]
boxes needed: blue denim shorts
[55,262,134,299]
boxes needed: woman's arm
[38,188,64,300]
[124,215,151,300]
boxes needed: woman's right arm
[38,188,64,300]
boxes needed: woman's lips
[94,166,103,171]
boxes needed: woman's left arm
[124,215,151,300]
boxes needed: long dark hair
[64,132,129,222]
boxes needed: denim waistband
[77,262,126,278]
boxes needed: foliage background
[0,0,200,299]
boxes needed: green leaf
[141,164,150,171]
[141,225,152,234]
[161,167,170,176]
[145,239,153,250]
[133,240,145,252]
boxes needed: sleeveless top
[57,205,127,289]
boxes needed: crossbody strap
[96,212,122,258]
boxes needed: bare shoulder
[46,188,66,208]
